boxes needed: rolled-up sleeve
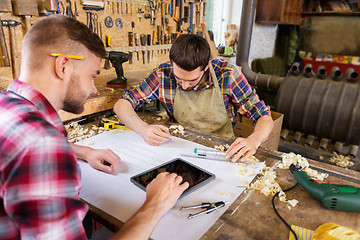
[121,69,161,110]
[230,67,271,123]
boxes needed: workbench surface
[79,113,360,239]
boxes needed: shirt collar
[7,79,67,136]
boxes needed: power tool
[289,164,360,212]
[105,51,130,89]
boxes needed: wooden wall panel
[0,0,205,91]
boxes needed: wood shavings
[329,152,354,168]
[279,152,328,181]
[65,122,107,143]
[287,199,298,208]
[219,190,231,197]
[278,152,309,170]
[214,144,230,151]
[248,167,281,197]
[238,180,249,186]
[169,124,186,135]
[84,140,94,146]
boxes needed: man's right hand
[141,124,172,146]
[144,172,189,216]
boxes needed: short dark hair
[169,34,210,71]
[23,15,106,60]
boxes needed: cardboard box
[233,111,284,151]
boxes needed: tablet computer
[130,158,215,197]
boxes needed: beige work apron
[173,65,235,140]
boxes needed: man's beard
[63,73,89,114]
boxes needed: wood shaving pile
[214,144,230,151]
[169,124,186,135]
[247,152,329,208]
[329,152,354,168]
[65,122,107,143]
[278,152,328,181]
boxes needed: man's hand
[144,172,189,216]
[225,136,261,162]
[85,148,121,173]
[140,124,172,146]
[226,115,274,162]
[70,143,121,174]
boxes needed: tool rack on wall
[0,0,206,90]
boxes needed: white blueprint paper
[77,130,264,240]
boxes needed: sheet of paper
[77,130,264,240]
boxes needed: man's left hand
[85,148,121,173]
[70,143,121,173]
[225,136,261,162]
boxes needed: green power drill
[289,164,360,212]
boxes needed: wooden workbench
[59,69,154,121]
[81,113,360,239]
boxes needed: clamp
[180,201,229,219]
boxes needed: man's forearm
[69,143,90,160]
[113,99,149,133]
[110,203,163,240]
[249,115,274,147]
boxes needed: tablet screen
[130,158,215,197]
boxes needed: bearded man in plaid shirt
[0,15,188,240]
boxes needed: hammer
[0,19,10,67]
[2,20,21,79]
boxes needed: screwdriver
[134,33,139,61]
[147,34,151,63]
[140,34,146,64]
[128,32,133,64]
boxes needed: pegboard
[0,0,206,90]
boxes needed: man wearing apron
[114,34,273,162]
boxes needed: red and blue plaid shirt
[0,79,88,240]
[122,59,270,126]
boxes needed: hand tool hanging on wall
[173,0,179,22]
[140,34,146,64]
[1,20,21,78]
[199,0,204,28]
[201,22,218,59]
[149,0,156,25]
[183,6,189,23]
[0,19,10,67]
[134,33,140,61]
[66,0,78,19]
[128,31,133,64]
[104,16,113,28]
[169,0,173,17]
[11,0,37,34]
[146,34,151,63]
[115,17,123,29]
[188,2,194,33]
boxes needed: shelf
[302,11,360,16]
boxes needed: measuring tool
[98,118,131,130]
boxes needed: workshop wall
[0,0,206,90]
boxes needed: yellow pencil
[50,53,84,60]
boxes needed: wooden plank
[11,0,38,15]
[0,0,12,12]
[58,69,153,121]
